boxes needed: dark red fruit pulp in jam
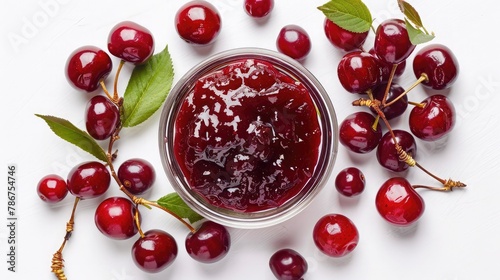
[174,59,321,212]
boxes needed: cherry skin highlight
[313,213,359,258]
[244,0,274,18]
[324,18,368,52]
[269,248,308,280]
[276,25,311,61]
[107,21,155,64]
[375,177,425,226]
[185,221,231,263]
[337,51,380,94]
[94,197,139,240]
[118,158,156,195]
[335,167,365,197]
[85,95,120,140]
[339,111,382,154]
[175,0,221,45]
[374,18,415,64]
[37,174,68,203]
[131,229,177,273]
[413,44,459,90]
[66,161,110,199]
[65,46,112,92]
[409,94,455,141]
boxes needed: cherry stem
[415,162,446,184]
[100,80,113,102]
[360,97,467,192]
[413,180,467,192]
[51,196,80,280]
[408,101,425,108]
[134,205,145,238]
[372,115,380,131]
[113,60,125,102]
[384,74,428,108]
[381,63,399,106]
[366,89,374,100]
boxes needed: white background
[1,0,500,279]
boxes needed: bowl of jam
[159,48,338,229]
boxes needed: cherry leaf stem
[51,196,80,280]
[384,73,428,108]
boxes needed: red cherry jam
[173,59,322,212]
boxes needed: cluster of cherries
[333,16,459,215]
[36,0,462,279]
[37,17,232,277]
[310,10,460,278]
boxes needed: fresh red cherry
[244,0,274,18]
[413,44,459,90]
[175,0,221,45]
[94,197,139,240]
[337,51,380,94]
[132,229,177,273]
[374,18,415,64]
[370,82,408,120]
[276,24,311,61]
[85,95,120,140]
[118,158,156,195]
[409,94,455,141]
[107,21,155,64]
[375,177,425,226]
[313,213,359,258]
[65,46,112,92]
[269,248,308,280]
[335,167,365,197]
[377,130,416,172]
[37,174,68,203]
[323,18,368,52]
[185,221,231,263]
[339,111,382,154]
[66,161,110,199]
[369,48,406,82]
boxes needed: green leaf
[122,45,174,127]
[157,193,204,224]
[35,114,108,162]
[399,1,423,28]
[317,0,372,33]
[405,18,435,45]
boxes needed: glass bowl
[158,48,338,229]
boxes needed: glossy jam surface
[174,59,321,212]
